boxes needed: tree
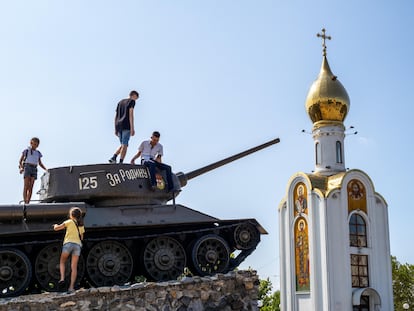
[259,278,280,311]
[392,256,414,311]
[263,256,414,310]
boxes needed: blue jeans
[62,242,82,256]
[144,161,174,191]
[118,130,131,146]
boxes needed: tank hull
[0,202,266,297]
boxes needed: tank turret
[38,138,280,206]
[0,138,279,298]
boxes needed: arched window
[353,295,369,310]
[315,142,321,165]
[336,141,342,163]
[349,214,367,247]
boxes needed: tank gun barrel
[176,138,280,187]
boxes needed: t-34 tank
[0,138,279,297]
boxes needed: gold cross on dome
[317,28,331,56]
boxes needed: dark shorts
[24,164,38,179]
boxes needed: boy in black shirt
[109,90,139,163]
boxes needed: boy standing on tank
[53,207,85,293]
[19,137,47,204]
[109,90,139,164]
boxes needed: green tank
[0,138,279,297]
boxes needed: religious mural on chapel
[347,179,367,214]
[293,182,310,291]
[294,183,308,216]
[295,217,310,291]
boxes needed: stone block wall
[0,270,259,311]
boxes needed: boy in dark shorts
[19,137,47,204]
[109,90,139,164]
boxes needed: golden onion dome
[305,55,350,123]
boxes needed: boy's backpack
[23,148,29,163]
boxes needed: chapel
[278,29,393,311]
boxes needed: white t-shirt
[138,140,163,162]
[23,148,42,165]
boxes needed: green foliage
[259,278,280,311]
[134,275,147,283]
[392,256,414,311]
[176,267,193,281]
[259,256,414,310]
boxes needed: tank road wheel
[233,222,260,250]
[191,234,230,276]
[0,248,32,298]
[143,237,186,281]
[35,243,85,292]
[86,241,133,287]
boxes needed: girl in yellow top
[53,207,85,293]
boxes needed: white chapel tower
[278,29,394,311]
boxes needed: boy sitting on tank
[130,131,174,192]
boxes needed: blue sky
[1,1,413,290]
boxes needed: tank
[0,138,279,297]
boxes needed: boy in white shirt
[130,131,174,191]
[18,137,47,204]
